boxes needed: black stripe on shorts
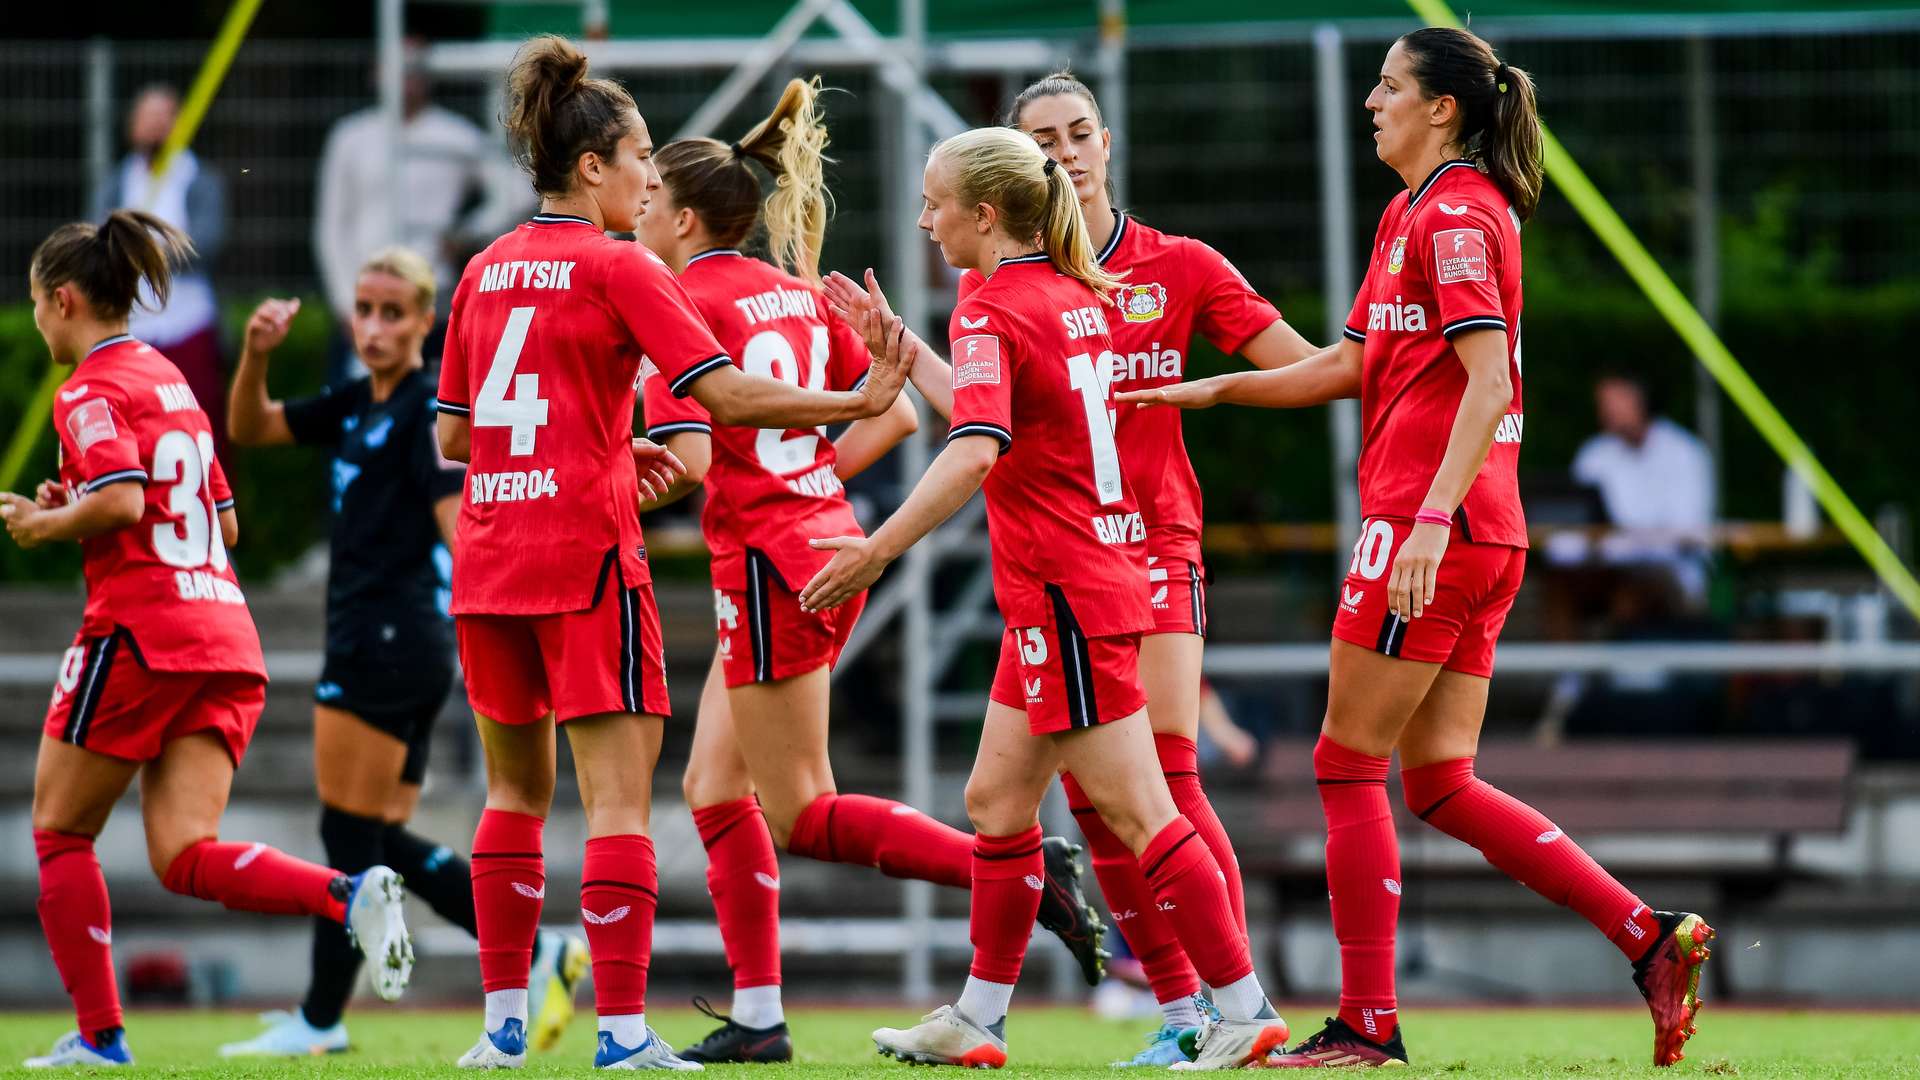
[63,634,119,748]
[1374,609,1408,659]
[746,548,775,683]
[616,573,640,714]
[1045,584,1099,729]
[1189,562,1207,638]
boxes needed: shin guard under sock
[1314,735,1399,1042]
[787,792,971,888]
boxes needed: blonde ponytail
[933,126,1124,296]
[654,77,835,282]
[736,77,832,282]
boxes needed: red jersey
[962,212,1279,565]
[639,249,870,592]
[50,336,264,676]
[1343,161,1527,547]
[948,256,1152,638]
[437,213,732,615]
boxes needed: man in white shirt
[313,42,528,377]
[1569,375,1716,601]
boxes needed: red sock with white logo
[581,834,659,1017]
[1136,816,1254,991]
[160,839,345,921]
[968,825,1046,984]
[35,831,122,1035]
[1062,773,1203,1004]
[1156,734,1249,943]
[787,793,971,888]
[1314,735,1400,1043]
[693,798,781,991]
[472,809,545,993]
[1402,757,1658,959]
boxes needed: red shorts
[43,630,263,765]
[458,579,671,724]
[1146,555,1208,637]
[1330,517,1526,678]
[716,549,865,688]
[988,587,1148,735]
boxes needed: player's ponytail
[30,209,193,320]
[1400,27,1543,222]
[503,34,639,198]
[933,126,1123,296]
[656,77,834,282]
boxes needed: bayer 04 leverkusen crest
[1114,282,1168,323]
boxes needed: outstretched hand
[798,534,888,612]
[630,437,686,502]
[854,312,911,418]
[1114,379,1223,411]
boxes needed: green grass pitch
[3,1005,1917,1077]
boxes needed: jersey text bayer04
[51,336,265,676]
[963,212,1280,566]
[436,214,732,615]
[1343,161,1527,548]
[948,257,1152,638]
[639,249,869,593]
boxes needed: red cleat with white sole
[1631,910,1715,1067]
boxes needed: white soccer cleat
[595,1028,703,1070]
[345,865,413,1002]
[872,1004,1008,1069]
[528,930,591,1052]
[24,1030,133,1068]
[218,1009,349,1057]
[1170,1015,1291,1070]
[458,1018,529,1069]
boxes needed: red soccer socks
[1155,734,1249,942]
[161,839,344,921]
[693,798,782,990]
[1402,756,1659,959]
[968,826,1046,985]
[471,809,545,994]
[1062,772,1204,1005]
[36,831,121,1034]
[787,792,971,888]
[1137,816,1254,990]
[1314,735,1400,1042]
[581,834,660,1017]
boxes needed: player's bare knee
[964,775,1039,837]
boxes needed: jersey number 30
[476,306,550,457]
[152,429,230,572]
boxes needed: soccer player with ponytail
[827,71,1319,1064]
[636,79,1102,1063]
[800,127,1289,1071]
[4,211,412,1068]
[438,37,906,1071]
[1121,29,1713,1069]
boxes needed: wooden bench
[1220,737,1856,999]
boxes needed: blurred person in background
[313,37,527,383]
[90,84,230,467]
[219,247,586,1058]
[1567,373,1715,605]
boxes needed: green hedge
[2,277,1915,587]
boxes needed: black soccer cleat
[1034,836,1108,986]
[678,996,794,1064]
[1265,1016,1409,1068]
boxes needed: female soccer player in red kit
[828,72,1318,1065]
[799,126,1288,1071]
[2,211,411,1069]
[434,38,906,1070]
[632,80,1102,1063]
[1121,28,1713,1069]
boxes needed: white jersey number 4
[474,306,550,457]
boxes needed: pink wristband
[1415,508,1453,528]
